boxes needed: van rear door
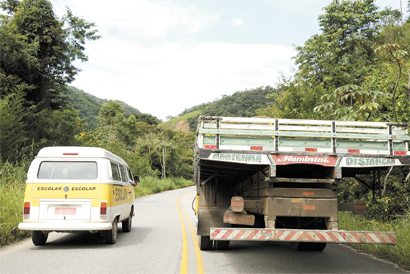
[32,161,101,221]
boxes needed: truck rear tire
[32,231,48,246]
[215,240,230,250]
[311,242,326,251]
[290,242,326,251]
[198,235,213,250]
[105,219,118,244]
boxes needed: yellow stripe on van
[28,183,134,208]
[100,184,135,207]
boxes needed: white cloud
[231,18,245,26]
[73,42,295,120]
[61,0,218,37]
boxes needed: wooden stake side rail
[210,228,396,245]
[197,117,410,156]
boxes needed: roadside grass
[339,212,410,270]
[0,161,31,245]
[134,176,193,197]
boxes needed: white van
[18,146,138,245]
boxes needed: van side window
[110,162,121,181]
[127,169,134,184]
[119,165,127,183]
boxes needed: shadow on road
[30,226,153,250]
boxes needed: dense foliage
[0,0,192,180]
[162,86,279,131]
[67,86,142,130]
[0,0,99,160]
[259,0,410,123]
[258,0,410,220]
[202,86,278,117]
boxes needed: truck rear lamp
[231,196,244,212]
[23,201,30,219]
[63,153,78,155]
[100,201,107,218]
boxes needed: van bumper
[18,222,112,231]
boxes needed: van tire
[122,211,133,232]
[105,218,118,244]
[32,231,48,246]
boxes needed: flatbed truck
[193,116,410,251]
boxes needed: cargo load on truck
[193,116,410,251]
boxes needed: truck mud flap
[210,228,396,245]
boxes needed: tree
[295,0,380,89]
[0,0,100,146]
[47,107,86,146]
[134,113,161,125]
[0,89,28,162]
[96,101,140,149]
[260,0,408,121]
[258,74,326,119]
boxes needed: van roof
[36,146,128,166]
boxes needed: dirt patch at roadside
[174,120,190,132]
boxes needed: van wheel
[105,219,118,244]
[32,231,48,246]
[198,235,213,250]
[122,211,133,232]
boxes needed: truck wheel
[105,218,118,244]
[290,242,313,251]
[32,231,48,246]
[311,243,326,251]
[291,242,326,251]
[215,240,230,250]
[122,211,133,232]
[198,235,213,250]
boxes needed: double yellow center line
[176,191,206,274]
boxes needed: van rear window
[38,162,97,179]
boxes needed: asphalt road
[0,186,407,274]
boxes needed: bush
[339,212,410,270]
[134,176,193,198]
[0,161,31,245]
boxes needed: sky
[49,0,406,121]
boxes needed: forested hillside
[161,86,278,131]
[67,86,141,130]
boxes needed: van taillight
[23,201,30,219]
[100,202,107,218]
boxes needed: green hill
[67,86,141,130]
[159,86,278,132]
[159,110,202,132]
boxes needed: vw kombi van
[18,146,138,245]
